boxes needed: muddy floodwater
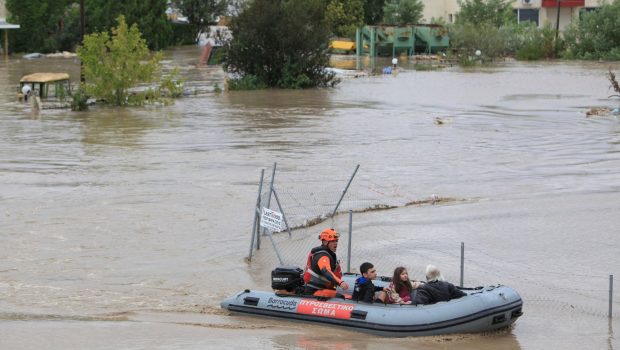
[1,46,619,349]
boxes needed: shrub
[70,85,90,111]
[562,1,620,60]
[225,0,338,89]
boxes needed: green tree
[363,0,386,25]
[456,0,514,28]
[172,0,229,35]
[563,0,620,60]
[383,0,424,26]
[325,0,364,38]
[225,0,337,89]
[77,16,164,106]
[85,0,172,50]
[6,0,76,53]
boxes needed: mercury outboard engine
[271,266,304,292]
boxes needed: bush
[449,22,505,63]
[514,23,556,60]
[225,0,338,89]
[77,16,163,106]
[227,75,268,91]
[563,1,620,60]
[70,85,90,111]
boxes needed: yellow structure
[19,73,71,99]
[330,39,356,52]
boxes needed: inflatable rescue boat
[221,269,523,337]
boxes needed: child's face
[363,267,377,280]
[400,270,409,281]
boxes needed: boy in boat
[352,262,387,303]
[412,265,466,305]
[303,228,349,298]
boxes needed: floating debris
[586,107,611,117]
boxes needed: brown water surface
[1,47,619,349]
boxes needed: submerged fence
[246,163,618,319]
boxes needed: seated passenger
[386,266,423,305]
[412,265,466,305]
[352,262,386,303]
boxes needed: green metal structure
[355,25,449,58]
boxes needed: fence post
[610,274,614,319]
[259,162,277,249]
[347,210,353,273]
[248,169,265,261]
[331,164,360,217]
[460,242,464,288]
[266,230,284,266]
[271,188,292,238]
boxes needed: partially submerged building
[421,0,602,31]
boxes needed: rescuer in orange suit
[303,228,349,298]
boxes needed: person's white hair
[425,264,444,282]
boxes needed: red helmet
[319,228,339,242]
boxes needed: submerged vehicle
[221,270,523,337]
[19,72,71,100]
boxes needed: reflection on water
[76,108,168,147]
[610,319,615,350]
[271,327,522,350]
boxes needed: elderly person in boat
[412,265,466,305]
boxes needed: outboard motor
[271,266,304,292]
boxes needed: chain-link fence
[246,163,618,319]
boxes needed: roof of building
[20,73,70,83]
[0,19,20,29]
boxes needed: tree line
[5,0,229,52]
[8,0,620,94]
[5,0,428,53]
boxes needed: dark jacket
[412,280,466,305]
[303,245,342,291]
[352,276,383,303]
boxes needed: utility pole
[80,0,85,83]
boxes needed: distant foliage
[171,0,229,35]
[325,0,365,38]
[562,1,620,60]
[85,0,173,50]
[77,16,163,106]
[6,0,172,53]
[456,0,514,28]
[225,0,338,89]
[449,0,560,63]
[383,0,424,26]
[363,0,386,25]
[6,0,77,53]
[514,23,556,61]
[449,23,505,64]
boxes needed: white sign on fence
[260,207,283,232]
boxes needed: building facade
[0,0,7,21]
[421,0,603,31]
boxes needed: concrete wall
[421,0,459,23]
[0,0,7,21]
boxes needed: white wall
[421,0,460,23]
[0,0,7,21]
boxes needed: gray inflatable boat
[221,274,523,337]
